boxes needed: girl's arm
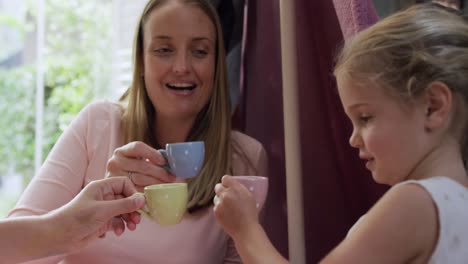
[231,221,289,264]
[321,183,437,264]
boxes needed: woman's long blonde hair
[334,3,468,164]
[119,0,232,212]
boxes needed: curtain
[237,0,388,262]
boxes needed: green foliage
[0,66,36,178]
[0,0,112,184]
[42,55,94,155]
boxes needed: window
[0,0,148,217]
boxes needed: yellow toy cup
[138,183,188,226]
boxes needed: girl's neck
[154,114,195,146]
[407,137,468,187]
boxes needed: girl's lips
[365,158,374,170]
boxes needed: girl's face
[338,77,430,185]
[142,1,216,121]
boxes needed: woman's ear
[423,81,453,131]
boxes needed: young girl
[214,3,468,263]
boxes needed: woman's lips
[166,83,197,96]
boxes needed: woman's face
[142,1,216,121]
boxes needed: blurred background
[0,0,148,216]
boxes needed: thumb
[221,175,236,187]
[99,193,145,218]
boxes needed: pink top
[9,101,268,264]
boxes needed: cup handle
[136,192,151,219]
[138,208,151,219]
[158,149,173,174]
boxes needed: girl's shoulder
[338,182,438,263]
[388,177,468,262]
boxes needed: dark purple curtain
[233,0,289,258]
[235,0,388,262]
[295,1,388,261]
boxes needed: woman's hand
[107,141,176,191]
[48,177,146,254]
[213,175,260,240]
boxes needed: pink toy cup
[234,176,268,210]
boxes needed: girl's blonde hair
[119,0,232,212]
[334,3,468,163]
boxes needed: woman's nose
[173,52,189,74]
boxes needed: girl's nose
[349,128,362,148]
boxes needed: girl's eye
[359,115,372,124]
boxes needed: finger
[214,183,226,194]
[109,176,140,198]
[120,212,132,228]
[86,177,139,199]
[111,217,125,236]
[117,141,166,165]
[119,206,140,231]
[213,195,221,206]
[107,154,156,177]
[221,175,236,187]
[100,193,146,218]
[108,154,176,184]
[129,211,142,226]
[125,218,137,231]
[130,170,175,186]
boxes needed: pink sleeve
[8,104,95,218]
[223,237,242,264]
[9,103,99,218]
[255,146,268,177]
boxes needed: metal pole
[279,0,306,263]
[34,0,45,174]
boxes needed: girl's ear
[423,81,453,131]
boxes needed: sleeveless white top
[402,177,468,264]
[348,177,468,263]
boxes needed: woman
[9,0,267,263]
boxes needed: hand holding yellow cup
[138,183,188,226]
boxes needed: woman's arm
[7,103,108,263]
[0,177,145,263]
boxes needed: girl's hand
[213,175,260,240]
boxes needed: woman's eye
[154,48,172,55]
[193,49,208,57]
